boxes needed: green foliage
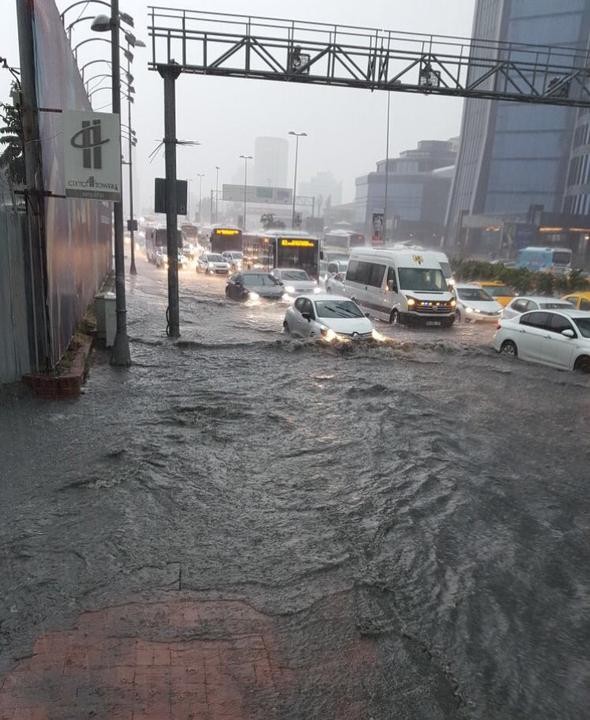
[451,258,590,295]
[0,86,25,186]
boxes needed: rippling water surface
[1,259,589,719]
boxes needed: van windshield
[398,267,446,292]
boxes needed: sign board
[223,184,293,204]
[154,178,187,215]
[279,238,315,248]
[63,110,121,200]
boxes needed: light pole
[123,33,145,275]
[239,155,252,231]
[91,2,132,365]
[288,131,307,228]
[197,173,204,222]
[215,166,220,223]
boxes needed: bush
[450,258,590,296]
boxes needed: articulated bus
[243,231,320,278]
[209,225,243,254]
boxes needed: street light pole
[197,173,204,222]
[125,39,145,275]
[288,131,307,229]
[215,166,220,223]
[91,0,131,365]
[239,155,252,231]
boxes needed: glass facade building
[446,0,590,248]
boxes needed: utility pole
[158,61,182,338]
[288,131,307,229]
[239,155,252,231]
[16,0,51,372]
[215,166,220,223]
[126,43,137,275]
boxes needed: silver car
[196,253,231,275]
[270,268,320,296]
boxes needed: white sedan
[270,268,321,296]
[283,294,384,342]
[453,283,503,323]
[325,271,347,295]
[502,295,573,319]
[494,309,590,372]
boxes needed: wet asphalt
[0,252,589,719]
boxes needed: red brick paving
[0,593,378,720]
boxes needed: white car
[325,272,346,294]
[222,250,244,271]
[283,294,383,342]
[196,253,231,275]
[271,268,321,296]
[494,309,590,372]
[454,283,503,323]
[502,295,573,319]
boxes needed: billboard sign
[222,184,293,204]
[63,110,121,200]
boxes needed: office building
[253,137,288,188]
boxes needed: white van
[342,248,456,326]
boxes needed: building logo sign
[412,254,424,265]
[64,110,121,201]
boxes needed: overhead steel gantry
[148,8,590,107]
[146,7,590,336]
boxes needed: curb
[23,336,93,400]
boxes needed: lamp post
[197,173,204,222]
[215,166,220,223]
[124,33,145,275]
[91,2,131,366]
[239,155,252,231]
[288,131,307,228]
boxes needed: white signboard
[222,184,292,204]
[63,110,121,201]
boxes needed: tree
[260,213,285,230]
[0,85,25,187]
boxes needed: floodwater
[1,254,589,719]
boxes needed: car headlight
[371,329,386,342]
[320,327,338,342]
[248,291,260,301]
[313,287,322,294]
[285,285,296,294]
[466,306,474,313]
[450,299,456,307]
[407,297,416,306]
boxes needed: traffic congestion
[134,219,590,374]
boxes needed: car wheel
[283,320,290,334]
[389,309,399,325]
[500,340,518,358]
[455,310,461,323]
[574,355,590,373]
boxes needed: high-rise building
[253,137,288,188]
[354,140,457,243]
[446,0,590,259]
[299,171,343,212]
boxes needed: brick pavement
[0,593,377,720]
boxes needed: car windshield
[227,252,243,259]
[540,302,573,309]
[207,254,225,262]
[484,285,514,297]
[572,317,590,337]
[457,288,494,301]
[315,300,364,319]
[280,270,310,281]
[243,273,279,287]
[553,251,571,265]
[398,267,446,292]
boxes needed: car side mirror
[561,329,576,338]
[302,312,312,321]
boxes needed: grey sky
[1,0,476,209]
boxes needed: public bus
[243,231,320,278]
[145,226,183,263]
[323,229,366,252]
[516,246,572,274]
[209,225,243,254]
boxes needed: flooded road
[1,253,589,719]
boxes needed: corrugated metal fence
[0,204,30,383]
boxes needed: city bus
[323,229,366,252]
[243,231,320,278]
[516,246,572,274]
[209,225,243,254]
[145,226,183,263]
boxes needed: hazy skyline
[0,0,476,210]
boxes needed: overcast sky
[1,0,476,209]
